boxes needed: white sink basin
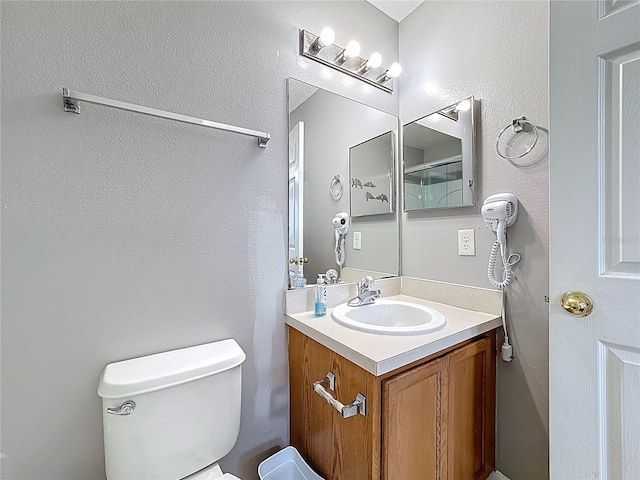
[331,299,447,335]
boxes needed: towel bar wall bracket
[61,88,270,148]
[63,95,80,114]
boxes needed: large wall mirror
[403,97,477,211]
[288,78,399,288]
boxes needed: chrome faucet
[325,268,340,285]
[348,276,381,307]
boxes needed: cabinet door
[447,336,496,480]
[288,327,379,480]
[382,357,448,480]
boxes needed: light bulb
[344,40,361,59]
[319,27,335,47]
[366,52,382,70]
[456,99,471,111]
[387,62,402,78]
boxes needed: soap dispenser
[314,275,327,317]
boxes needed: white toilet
[98,339,246,480]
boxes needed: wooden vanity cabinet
[288,327,496,480]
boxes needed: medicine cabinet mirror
[288,78,399,289]
[403,97,477,211]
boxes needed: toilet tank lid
[98,339,246,399]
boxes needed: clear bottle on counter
[291,265,307,289]
[314,275,327,317]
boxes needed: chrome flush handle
[107,400,136,415]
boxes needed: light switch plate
[458,229,475,255]
[353,232,362,250]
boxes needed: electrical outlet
[458,229,475,256]
[353,232,362,250]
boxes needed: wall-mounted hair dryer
[481,193,520,362]
[481,193,518,264]
[333,211,350,236]
[332,212,350,269]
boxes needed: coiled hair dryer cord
[487,240,520,288]
[335,235,346,267]
[487,240,521,361]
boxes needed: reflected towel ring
[496,116,539,159]
[330,175,343,200]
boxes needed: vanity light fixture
[300,29,401,93]
[359,52,382,73]
[335,40,361,64]
[310,27,335,54]
[376,62,402,83]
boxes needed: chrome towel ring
[330,174,344,200]
[496,116,539,159]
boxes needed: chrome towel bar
[61,88,271,148]
[312,372,366,418]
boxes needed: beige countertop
[285,293,501,376]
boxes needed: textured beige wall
[399,2,550,479]
[0,2,397,479]
[2,2,550,478]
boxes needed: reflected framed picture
[349,131,395,217]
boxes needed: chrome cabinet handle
[107,400,136,415]
[312,372,366,418]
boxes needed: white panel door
[550,1,640,479]
[288,122,304,281]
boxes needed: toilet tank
[98,339,246,480]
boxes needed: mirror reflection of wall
[403,97,477,211]
[288,78,399,288]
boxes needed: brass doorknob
[561,291,593,317]
[289,257,309,265]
